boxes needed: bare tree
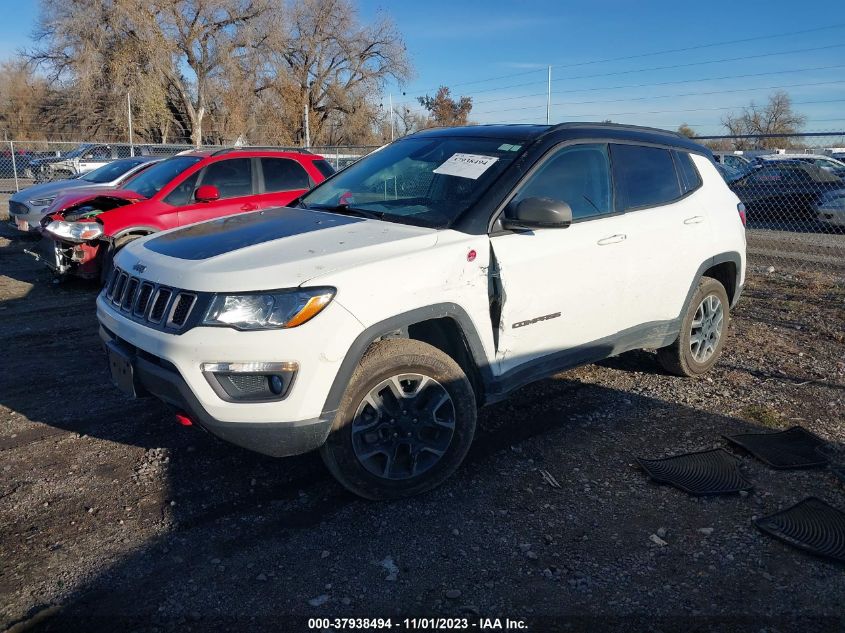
[260,0,411,145]
[30,0,272,145]
[23,0,412,145]
[417,86,472,127]
[720,91,806,150]
[0,60,50,140]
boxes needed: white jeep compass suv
[97,123,746,499]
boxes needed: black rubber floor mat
[832,466,845,484]
[725,426,829,469]
[755,497,845,563]
[637,448,753,495]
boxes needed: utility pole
[304,81,311,149]
[127,92,135,156]
[546,65,552,125]
[389,93,395,141]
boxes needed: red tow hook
[175,412,194,427]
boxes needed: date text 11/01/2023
[307,617,529,630]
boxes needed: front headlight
[45,220,103,242]
[29,196,56,206]
[202,288,335,330]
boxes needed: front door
[176,158,258,226]
[490,143,634,376]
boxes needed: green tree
[417,86,472,127]
[677,123,696,138]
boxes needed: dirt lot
[1,224,844,632]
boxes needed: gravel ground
[1,225,844,633]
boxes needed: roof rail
[209,146,314,157]
[545,121,685,139]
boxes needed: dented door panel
[489,216,635,376]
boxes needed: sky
[2,0,844,135]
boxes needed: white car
[817,189,845,228]
[96,123,746,499]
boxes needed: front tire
[320,339,477,500]
[657,277,729,377]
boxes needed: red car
[36,148,334,281]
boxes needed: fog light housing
[201,362,298,402]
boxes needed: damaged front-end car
[30,193,139,280]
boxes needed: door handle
[597,234,626,245]
[241,203,257,211]
[683,215,705,225]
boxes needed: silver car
[8,156,159,233]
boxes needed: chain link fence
[698,132,845,282]
[0,141,381,193]
[3,133,842,282]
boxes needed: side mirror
[195,184,220,203]
[502,196,573,230]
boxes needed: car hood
[29,156,65,166]
[10,179,110,203]
[120,206,439,292]
[46,188,145,215]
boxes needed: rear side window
[202,158,253,199]
[312,159,336,179]
[674,151,702,194]
[612,144,681,210]
[260,158,311,192]
[513,143,613,221]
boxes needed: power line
[471,63,845,107]
[393,42,845,109]
[399,22,845,98]
[489,98,845,123]
[474,79,845,116]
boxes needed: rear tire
[320,339,477,500]
[657,277,729,377]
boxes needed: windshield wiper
[304,203,386,221]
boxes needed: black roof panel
[409,122,709,155]
[410,124,552,142]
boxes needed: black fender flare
[320,303,493,418]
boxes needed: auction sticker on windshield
[433,153,499,179]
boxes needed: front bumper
[100,327,333,456]
[817,208,845,227]
[96,293,365,455]
[8,201,45,233]
[27,235,103,277]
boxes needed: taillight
[737,202,747,227]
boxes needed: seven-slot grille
[104,266,197,330]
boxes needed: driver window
[513,144,612,221]
[86,146,111,160]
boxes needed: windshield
[301,136,525,228]
[62,144,93,159]
[81,159,147,184]
[124,156,202,199]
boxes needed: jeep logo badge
[133,263,147,273]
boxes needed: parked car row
[23,143,181,182]
[713,153,845,229]
[18,148,335,281]
[9,157,161,232]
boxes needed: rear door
[490,143,636,375]
[255,157,313,208]
[176,158,258,226]
[610,144,714,327]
